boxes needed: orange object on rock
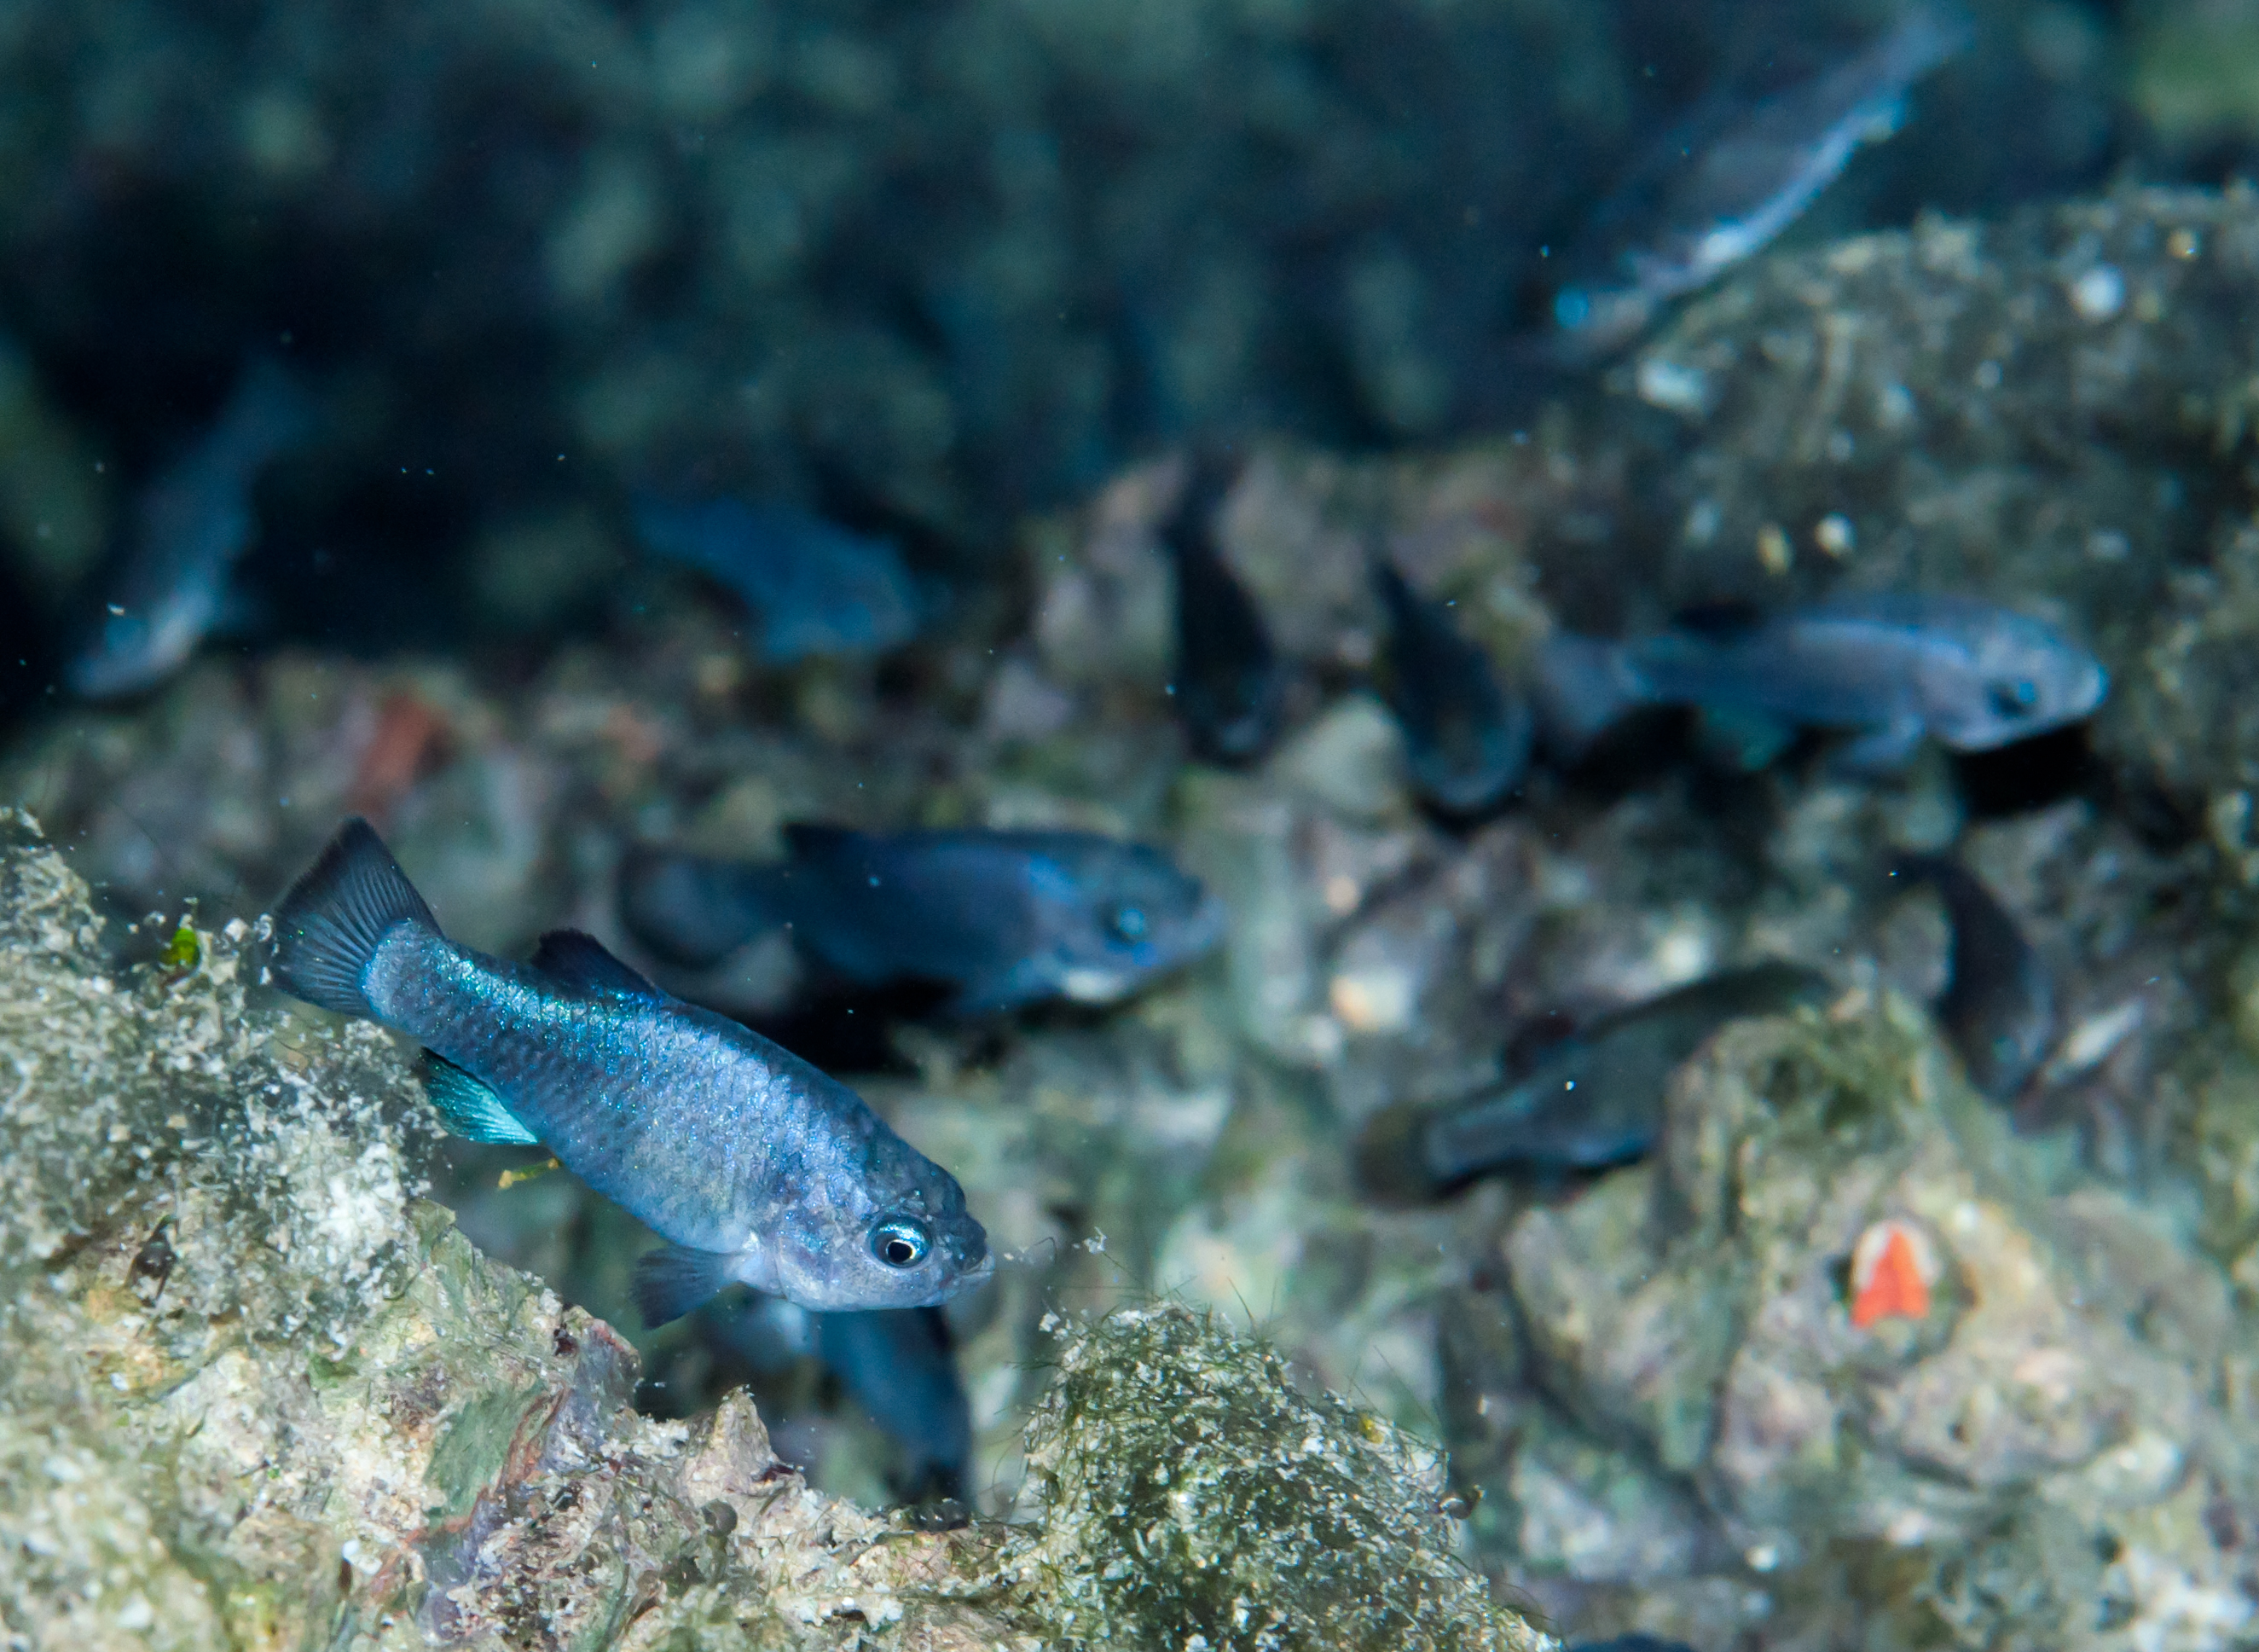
[349,691,449,822]
[1850,1219,1938,1330]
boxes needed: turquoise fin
[421,1052,541,1145]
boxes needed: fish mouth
[953,1249,997,1294]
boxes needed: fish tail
[267,816,437,1017]
[617,848,782,970]
[1533,632,1648,760]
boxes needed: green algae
[1007,1302,1548,1652]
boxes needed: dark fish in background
[1355,962,1831,1201]
[1535,594,2107,774]
[267,818,991,1321]
[1370,559,1532,817]
[1163,454,1285,765]
[68,357,315,700]
[621,825,1226,1017]
[1889,853,2056,1100]
[815,1307,974,1504]
[706,1298,974,1504]
[633,496,920,664]
[1552,4,1972,351]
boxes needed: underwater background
[9,1,2259,1648]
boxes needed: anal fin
[421,1052,542,1145]
[633,1242,738,1327]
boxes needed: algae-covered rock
[0,809,1034,1649]
[1007,1302,1546,1652]
[0,811,1550,1649]
[1618,186,2259,836]
[1461,988,2259,1652]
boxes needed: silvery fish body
[69,358,314,700]
[1370,559,1532,817]
[269,818,989,1322]
[633,496,920,664]
[1553,6,1971,350]
[620,824,1225,1016]
[1536,593,2106,773]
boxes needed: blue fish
[268,818,990,1322]
[1889,854,2055,1101]
[1553,6,1971,351]
[1355,963,1830,1200]
[620,825,1225,1016]
[634,496,920,664]
[1535,594,2106,774]
[706,1299,973,1504]
[1370,559,1532,817]
[814,1307,973,1504]
[1163,455,1285,766]
[68,358,314,700]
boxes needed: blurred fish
[816,1307,973,1503]
[269,817,990,1321]
[1163,455,1285,765]
[1535,594,2106,774]
[1889,853,2055,1100]
[633,496,919,664]
[707,1298,973,1503]
[1570,1639,1701,1652]
[621,825,1225,1017]
[1355,962,1830,1201]
[1370,559,1532,816]
[68,358,314,699]
[1552,5,1972,351]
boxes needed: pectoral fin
[633,1242,739,1327]
[421,1052,541,1145]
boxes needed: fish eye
[870,1218,930,1270]
[1987,678,2041,717]
[1106,904,1150,943]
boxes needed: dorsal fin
[530,929,662,999]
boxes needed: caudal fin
[1532,632,1648,762]
[617,849,779,969]
[267,817,437,1017]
